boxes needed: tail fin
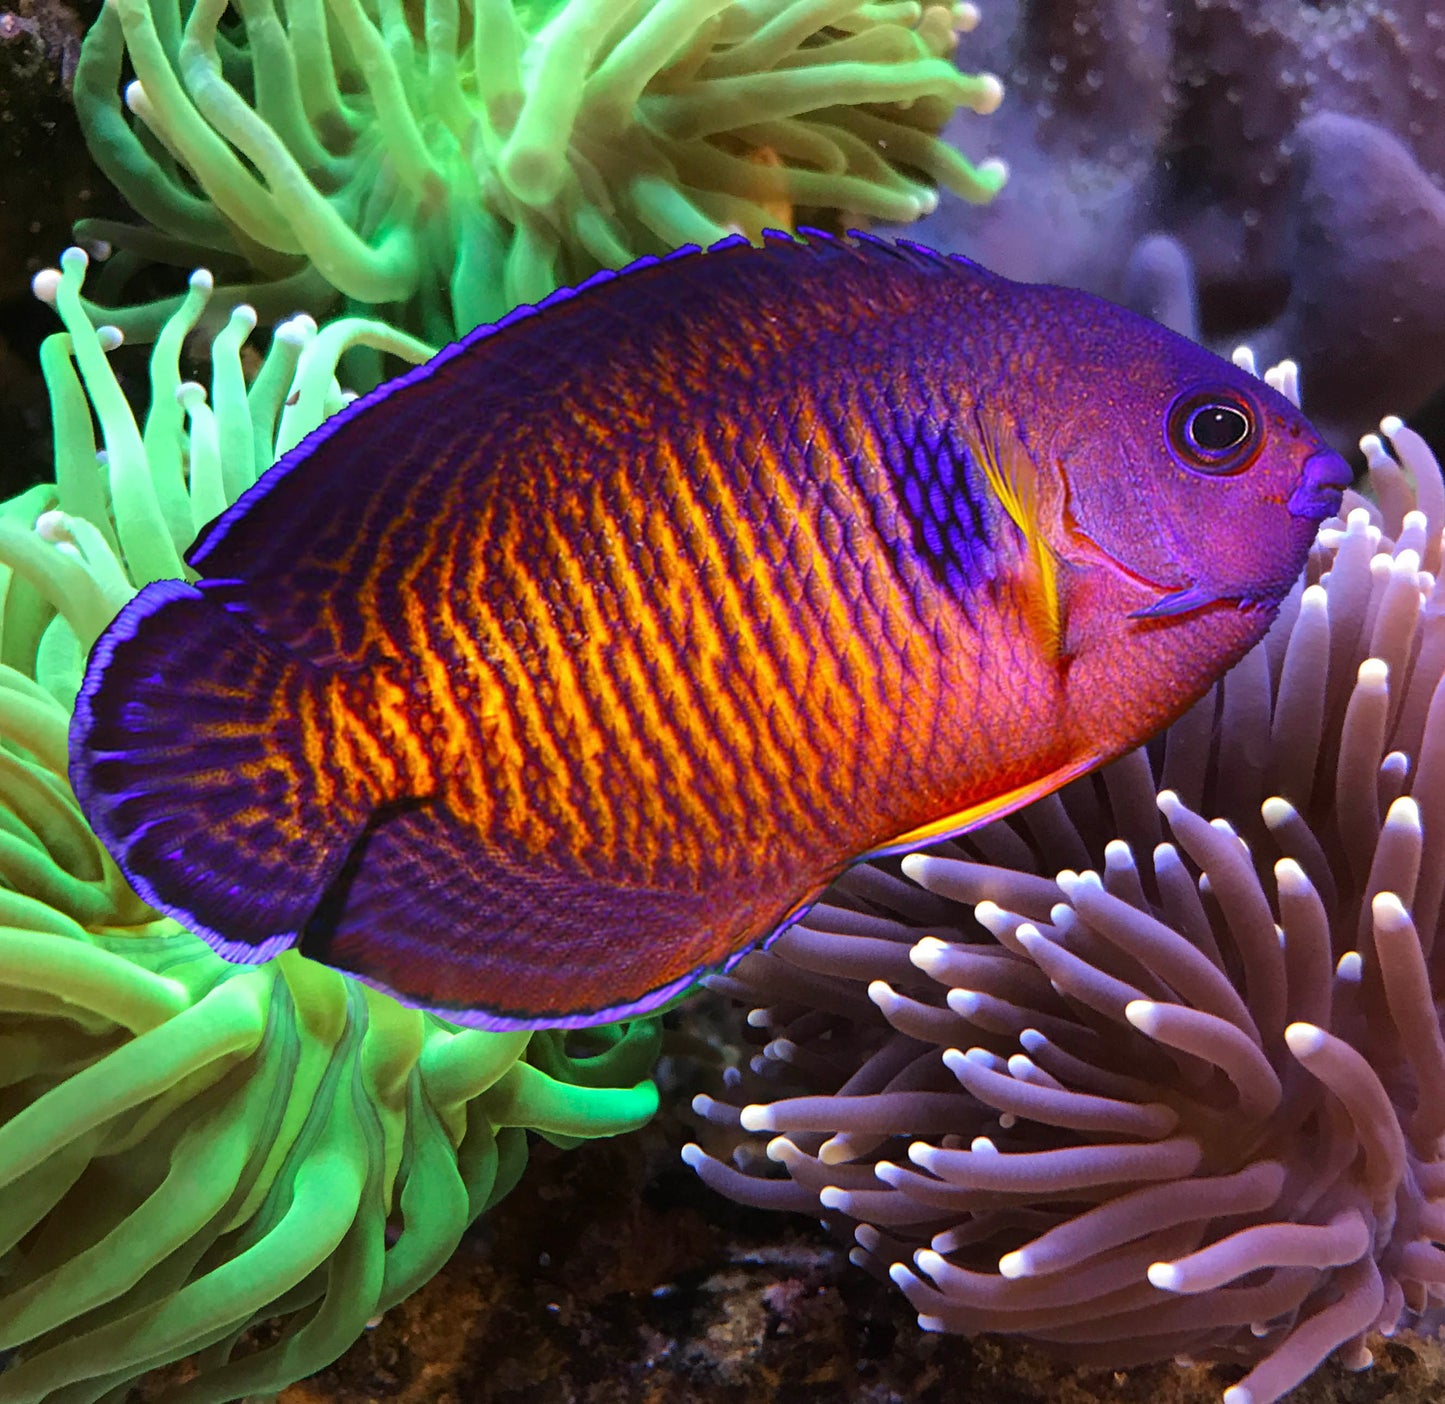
[71,579,378,959]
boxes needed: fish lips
[1287,448,1354,520]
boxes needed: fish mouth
[1287,448,1353,520]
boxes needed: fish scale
[71,232,1352,1028]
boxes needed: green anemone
[71,0,1007,350]
[0,250,661,1401]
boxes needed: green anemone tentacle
[70,0,1008,361]
[0,252,662,1402]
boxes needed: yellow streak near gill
[379,470,471,804]
[325,667,397,798]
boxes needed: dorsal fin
[974,410,1065,659]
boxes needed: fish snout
[1286,448,1353,520]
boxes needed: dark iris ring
[1166,390,1260,476]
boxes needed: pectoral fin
[975,411,1065,658]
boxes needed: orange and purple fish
[71,233,1350,1030]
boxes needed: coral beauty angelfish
[69,232,1351,1030]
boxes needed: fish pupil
[1167,390,1259,476]
[1187,404,1250,453]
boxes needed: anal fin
[299,800,734,1030]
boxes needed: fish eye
[1166,391,1260,475]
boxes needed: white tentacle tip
[1284,1021,1327,1059]
[910,936,949,973]
[868,979,900,1011]
[915,1248,946,1278]
[997,1249,1030,1279]
[30,267,62,303]
[973,74,1005,114]
[1013,924,1044,954]
[766,1136,802,1166]
[1273,857,1308,895]
[1371,891,1411,931]
[899,852,930,883]
[1147,1261,1182,1291]
[226,303,259,333]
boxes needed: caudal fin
[71,579,377,959]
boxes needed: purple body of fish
[70,234,1351,1028]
